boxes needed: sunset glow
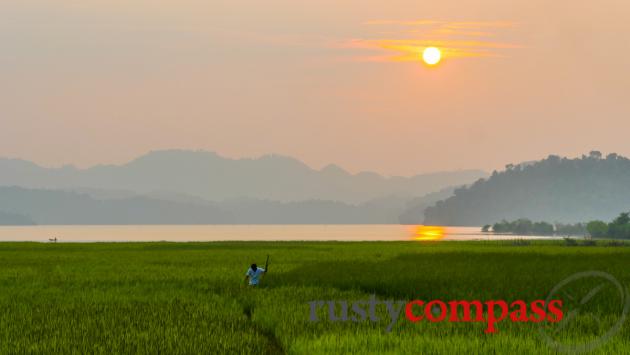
[2,2,627,176]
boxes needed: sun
[422,47,442,66]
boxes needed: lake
[0,225,570,242]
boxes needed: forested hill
[423,152,630,226]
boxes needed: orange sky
[1,0,629,175]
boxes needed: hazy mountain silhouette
[0,186,235,225]
[398,188,456,224]
[423,152,630,226]
[0,186,438,225]
[0,150,486,204]
[0,210,36,225]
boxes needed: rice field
[0,240,628,354]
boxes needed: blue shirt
[246,267,265,285]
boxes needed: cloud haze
[346,20,521,61]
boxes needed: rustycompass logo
[308,296,564,333]
[539,271,630,353]
[307,270,630,346]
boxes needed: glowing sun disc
[422,47,442,65]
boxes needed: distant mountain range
[0,150,485,204]
[0,150,486,225]
[0,210,35,226]
[398,188,456,224]
[13,150,630,226]
[423,152,630,225]
[0,186,444,225]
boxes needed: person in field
[244,263,266,286]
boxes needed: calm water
[0,225,568,242]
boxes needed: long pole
[264,254,269,273]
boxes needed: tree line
[586,212,630,239]
[482,220,586,236]
[483,211,630,239]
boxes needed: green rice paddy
[0,241,628,354]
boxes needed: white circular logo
[539,271,629,353]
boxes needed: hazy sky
[2,1,629,175]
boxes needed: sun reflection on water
[412,225,446,241]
